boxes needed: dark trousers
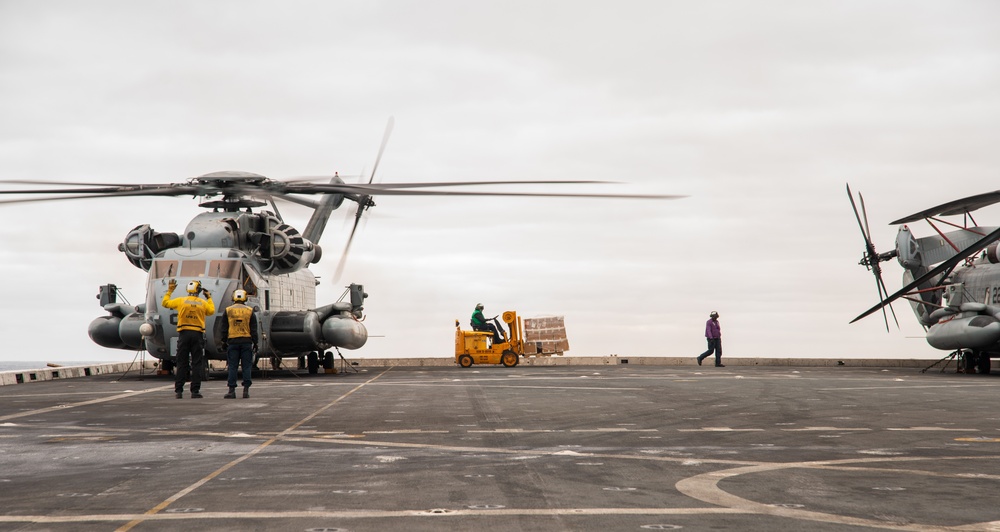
[698,338,722,365]
[175,330,205,393]
[227,342,254,388]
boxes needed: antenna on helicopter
[846,183,899,332]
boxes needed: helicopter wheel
[978,354,992,375]
[458,354,473,368]
[501,350,518,368]
[961,351,979,375]
[323,351,334,370]
[307,352,319,374]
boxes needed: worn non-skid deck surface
[2,364,999,531]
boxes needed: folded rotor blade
[864,189,899,331]
[846,183,898,332]
[851,225,1000,324]
[859,192,873,242]
[876,272,900,328]
[846,184,875,256]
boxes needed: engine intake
[249,219,318,273]
[119,225,181,271]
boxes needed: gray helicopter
[0,123,679,373]
[848,184,1000,374]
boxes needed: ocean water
[0,361,116,372]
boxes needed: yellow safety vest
[161,290,216,333]
[225,304,254,339]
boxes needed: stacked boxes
[523,316,570,356]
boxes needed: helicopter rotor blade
[286,179,614,192]
[859,191,900,329]
[851,224,1000,324]
[332,117,394,281]
[322,188,685,200]
[333,208,365,282]
[0,177,677,202]
[0,179,180,187]
[368,116,394,185]
[875,270,900,328]
[0,185,175,196]
[0,185,199,205]
[859,192,873,243]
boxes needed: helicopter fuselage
[88,206,368,364]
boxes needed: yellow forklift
[454,310,524,368]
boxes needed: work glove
[168,279,177,292]
[201,289,211,299]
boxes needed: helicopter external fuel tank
[267,306,367,353]
[89,309,146,350]
[88,285,146,350]
[321,316,367,350]
[926,303,1000,350]
[268,311,323,352]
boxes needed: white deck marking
[677,428,765,432]
[115,368,393,532]
[0,386,172,422]
[887,427,979,431]
[676,455,1000,532]
[781,427,871,431]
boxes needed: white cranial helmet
[232,289,247,302]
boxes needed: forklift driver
[471,303,502,343]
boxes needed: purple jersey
[705,318,721,339]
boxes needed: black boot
[242,386,250,399]
[224,387,236,399]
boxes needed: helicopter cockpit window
[151,260,179,279]
[180,260,207,278]
[241,264,261,296]
[208,260,240,279]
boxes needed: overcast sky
[2,1,999,365]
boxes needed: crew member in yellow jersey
[221,289,259,399]
[162,279,215,399]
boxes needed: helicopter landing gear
[958,351,992,375]
[323,351,334,370]
[978,353,992,375]
[307,352,319,374]
[297,356,306,370]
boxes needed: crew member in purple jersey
[696,311,724,367]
